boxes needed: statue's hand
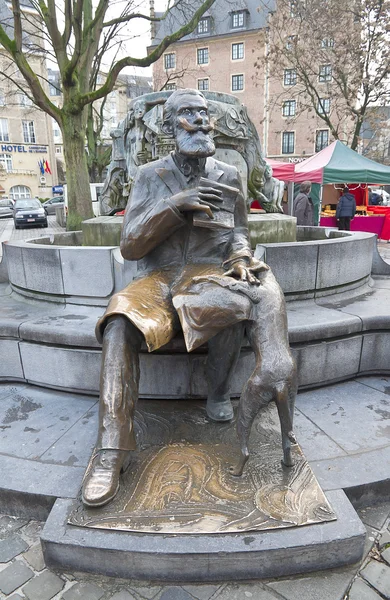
[224,258,269,285]
[171,187,222,219]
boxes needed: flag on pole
[44,160,52,175]
[38,159,44,175]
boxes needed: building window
[197,78,209,91]
[321,38,334,48]
[197,17,210,34]
[0,119,9,142]
[164,53,175,70]
[318,98,331,115]
[284,69,297,86]
[319,64,332,82]
[232,74,244,91]
[19,94,33,107]
[286,35,298,50]
[231,11,246,29]
[165,82,177,90]
[0,94,5,106]
[22,120,36,143]
[282,100,296,117]
[316,130,329,152]
[0,153,12,171]
[290,0,298,17]
[10,185,31,200]
[197,47,209,65]
[232,42,244,60]
[55,147,62,154]
[282,132,295,154]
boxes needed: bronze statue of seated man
[82,88,295,508]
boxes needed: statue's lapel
[205,158,224,182]
[155,154,185,196]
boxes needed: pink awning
[266,159,295,181]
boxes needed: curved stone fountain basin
[1,227,389,397]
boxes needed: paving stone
[62,581,105,599]
[133,585,162,598]
[182,584,222,600]
[382,548,390,566]
[0,561,34,595]
[7,595,25,600]
[110,592,138,600]
[210,583,278,599]
[0,515,28,537]
[380,531,390,549]
[357,503,390,530]
[0,534,28,562]
[22,570,65,600]
[23,543,45,571]
[348,577,383,600]
[159,587,194,600]
[361,560,390,599]
[268,567,356,600]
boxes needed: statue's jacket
[96,153,255,353]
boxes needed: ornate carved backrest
[99,91,282,215]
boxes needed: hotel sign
[0,144,48,153]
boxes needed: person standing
[336,186,356,230]
[293,181,314,226]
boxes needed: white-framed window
[321,38,334,48]
[318,98,331,115]
[0,118,9,142]
[232,42,244,60]
[19,93,33,107]
[22,120,36,143]
[284,69,297,86]
[0,94,5,107]
[315,129,329,152]
[290,0,298,17]
[197,78,209,91]
[165,82,177,90]
[164,53,176,70]
[10,185,31,200]
[232,74,244,91]
[282,132,295,154]
[197,47,209,65]
[0,153,12,171]
[286,35,298,50]
[55,146,62,154]
[197,17,210,34]
[319,64,332,82]
[282,100,296,117]
[231,10,246,28]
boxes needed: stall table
[320,214,387,237]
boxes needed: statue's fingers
[250,261,269,273]
[198,192,223,202]
[193,204,214,219]
[198,199,220,211]
[199,186,223,197]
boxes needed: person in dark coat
[293,181,314,226]
[336,186,356,230]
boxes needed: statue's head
[162,89,215,158]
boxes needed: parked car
[0,198,14,218]
[42,196,65,215]
[13,199,48,229]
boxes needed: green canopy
[295,140,390,184]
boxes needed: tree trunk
[62,113,94,231]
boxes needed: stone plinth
[82,216,123,247]
[248,213,296,246]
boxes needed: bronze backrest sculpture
[82,89,297,508]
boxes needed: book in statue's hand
[192,177,239,230]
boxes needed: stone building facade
[150,0,354,161]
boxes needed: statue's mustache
[177,117,214,134]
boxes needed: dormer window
[231,10,246,29]
[197,17,210,34]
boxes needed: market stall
[294,141,390,239]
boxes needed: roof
[295,140,390,184]
[150,0,275,46]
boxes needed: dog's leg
[275,381,295,467]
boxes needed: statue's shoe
[206,398,234,422]
[82,450,124,507]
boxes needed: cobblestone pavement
[0,502,388,599]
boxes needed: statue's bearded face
[173,95,215,158]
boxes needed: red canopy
[266,159,295,181]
